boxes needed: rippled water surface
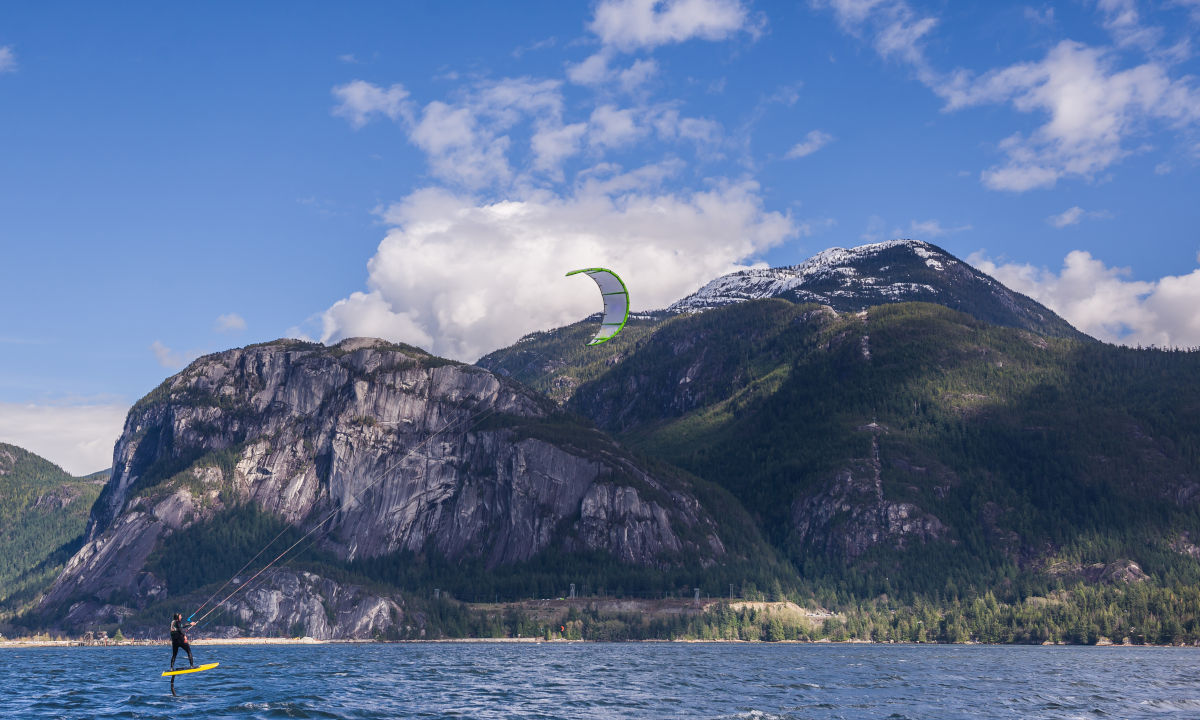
[4,643,1200,719]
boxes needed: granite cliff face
[41,338,727,636]
[790,435,947,561]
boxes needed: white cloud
[214,313,247,333]
[1024,6,1055,26]
[1047,206,1085,227]
[333,77,594,187]
[619,58,660,92]
[513,36,558,58]
[590,0,756,52]
[1045,206,1112,228]
[1155,161,1173,174]
[645,106,722,149]
[412,101,513,188]
[151,340,198,369]
[0,401,128,475]
[331,66,728,184]
[970,250,1200,347]
[567,51,659,92]
[817,2,1200,192]
[589,104,646,148]
[785,130,834,158]
[821,0,890,28]
[0,46,14,73]
[1095,0,1190,62]
[531,122,588,175]
[331,80,412,129]
[908,219,970,237]
[567,51,615,86]
[319,179,795,361]
[816,0,939,81]
[862,215,967,241]
[940,41,1200,191]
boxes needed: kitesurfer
[169,612,197,670]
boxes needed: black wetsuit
[170,618,195,668]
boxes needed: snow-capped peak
[668,239,953,313]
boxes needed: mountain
[0,444,105,615]
[478,239,1087,398]
[532,300,1200,597]
[479,241,1200,604]
[669,239,1085,339]
[563,299,1200,585]
[33,338,782,638]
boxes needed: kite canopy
[567,267,629,346]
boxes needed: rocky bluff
[40,338,728,637]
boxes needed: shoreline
[2,637,1195,649]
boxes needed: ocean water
[2,642,1200,719]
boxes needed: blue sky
[2,0,1199,472]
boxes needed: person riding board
[169,612,197,670]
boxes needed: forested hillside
[483,299,1200,620]
[0,443,105,615]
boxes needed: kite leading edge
[566,268,629,346]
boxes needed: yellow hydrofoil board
[162,662,219,677]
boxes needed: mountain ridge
[666,239,1084,340]
[33,337,783,638]
[0,443,105,616]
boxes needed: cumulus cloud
[567,51,616,86]
[590,0,756,51]
[816,2,1200,192]
[940,41,1200,191]
[531,122,588,176]
[319,4,785,360]
[589,104,646,148]
[970,250,1200,347]
[331,80,412,128]
[785,130,834,158]
[332,77,685,186]
[0,401,128,475]
[214,312,247,332]
[0,46,14,73]
[319,178,795,361]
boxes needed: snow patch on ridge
[668,239,952,313]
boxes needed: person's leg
[183,641,194,667]
[171,641,180,669]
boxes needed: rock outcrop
[40,338,727,636]
[790,436,946,561]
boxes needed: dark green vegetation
[481,298,1200,642]
[483,314,665,404]
[15,261,1200,643]
[0,443,105,616]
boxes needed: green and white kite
[567,267,629,346]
